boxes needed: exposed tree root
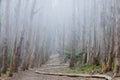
[35,71,112,80]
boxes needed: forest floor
[8,54,119,80]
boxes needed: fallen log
[35,71,112,80]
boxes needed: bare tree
[113,0,120,77]
[1,0,10,73]
[14,31,24,72]
[106,0,115,71]
[8,35,17,77]
[69,0,76,68]
[13,0,22,72]
[0,0,1,76]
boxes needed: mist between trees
[0,0,120,77]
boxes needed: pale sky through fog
[0,0,112,54]
[52,0,58,8]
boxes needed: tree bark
[8,35,17,77]
[1,0,10,73]
[113,0,120,77]
[14,31,24,72]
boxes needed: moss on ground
[1,70,9,77]
[57,64,102,74]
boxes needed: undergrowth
[57,64,102,74]
[1,70,9,77]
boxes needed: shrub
[64,50,86,63]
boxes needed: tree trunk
[14,32,24,72]
[1,39,8,73]
[107,28,114,72]
[100,0,108,73]
[69,0,76,69]
[113,0,120,77]
[13,0,21,73]
[1,0,10,74]
[8,36,17,77]
[0,0,2,76]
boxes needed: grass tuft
[1,70,10,77]
[57,64,102,74]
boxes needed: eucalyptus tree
[9,35,17,77]
[0,0,1,35]
[1,0,10,73]
[25,0,40,70]
[106,0,115,72]
[113,0,120,77]
[0,0,1,76]
[69,0,77,68]
[13,0,22,72]
[20,0,30,71]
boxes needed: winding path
[10,54,114,80]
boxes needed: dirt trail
[10,54,112,80]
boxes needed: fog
[0,0,113,53]
[0,0,114,67]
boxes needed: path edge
[35,70,112,80]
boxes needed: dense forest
[0,0,120,80]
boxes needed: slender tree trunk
[1,0,10,73]
[100,0,108,73]
[1,38,8,73]
[21,39,30,71]
[0,0,2,76]
[14,31,24,72]
[25,0,37,70]
[107,26,115,71]
[69,0,76,69]
[8,35,17,77]
[113,0,120,77]
[13,0,21,72]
